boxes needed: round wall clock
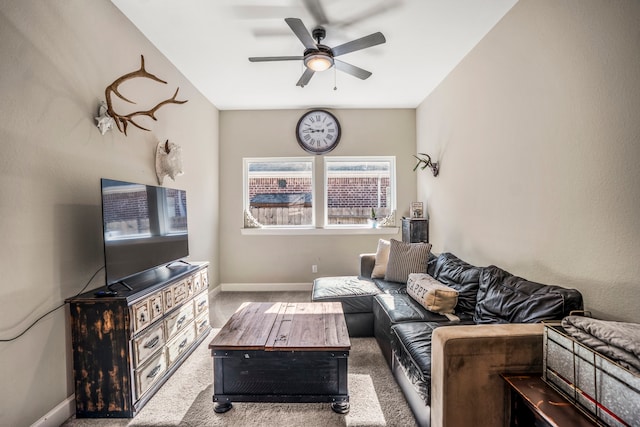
[295,109,341,154]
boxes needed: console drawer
[165,302,194,341]
[193,291,208,317]
[192,271,202,294]
[135,349,167,401]
[172,279,190,306]
[167,323,196,366]
[133,323,165,367]
[163,288,174,312]
[201,268,209,289]
[132,299,151,333]
[148,291,164,323]
[195,310,210,336]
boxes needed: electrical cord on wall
[0,266,105,343]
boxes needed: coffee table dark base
[213,399,350,415]
[212,349,349,413]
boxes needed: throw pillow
[384,239,432,283]
[432,252,482,313]
[371,239,391,278]
[407,273,458,314]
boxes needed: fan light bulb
[305,54,334,72]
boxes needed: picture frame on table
[410,202,424,218]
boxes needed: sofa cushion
[407,273,458,315]
[312,276,381,313]
[474,265,584,324]
[371,239,391,278]
[391,321,443,405]
[375,293,460,324]
[384,239,432,283]
[371,278,407,294]
[432,252,482,313]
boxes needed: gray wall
[4,0,639,424]
[219,109,416,284]
[0,1,219,425]
[416,0,640,322]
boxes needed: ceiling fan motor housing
[312,27,326,43]
[304,44,332,58]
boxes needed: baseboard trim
[209,284,222,297]
[31,394,74,427]
[220,282,313,292]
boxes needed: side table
[501,374,597,427]
[401,218,429,243]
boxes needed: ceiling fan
[248,18,386,87]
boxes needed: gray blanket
[561,316,640,374]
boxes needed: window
[243,156,396,231]
[324,157,396,226]
[244,158,315,227]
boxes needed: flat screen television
[101,178,189,286]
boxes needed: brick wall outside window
[248,176,388,208]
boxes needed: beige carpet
[63,333,416,427]
[63,292,417,426]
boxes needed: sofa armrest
[359,253,376,278]
[430,323,544,427]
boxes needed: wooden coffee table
[209,301,351,414]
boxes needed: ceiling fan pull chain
[334,66,338,91]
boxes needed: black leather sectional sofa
[312,251,584,427]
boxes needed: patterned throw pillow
[384,239,432,283]
[407,273,458,314]
[371,239,391,278]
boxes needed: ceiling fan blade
[233,5,299,20]
[331,32,386,57]
[251,28,294,38]
[296,68,315,87]
[285,18,317,50]
[334,60,372,80]
[249,56,303,62]
[302,0,329,25]
[335,0,402,28]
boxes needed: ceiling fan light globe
[305,54,334,72]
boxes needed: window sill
[240,226,400,236]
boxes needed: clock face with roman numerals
[295,110,341,154]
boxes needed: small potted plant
[367,208,378,228]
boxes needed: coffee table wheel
[214,402,233,413]
[331,401,350,414]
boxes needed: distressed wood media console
[67,262,210,418]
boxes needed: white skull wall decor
[155,140,184,184]
[95,101,115,135]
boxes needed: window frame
[243,157,316,229]
[241,155,399,235]
[323,155,397,228]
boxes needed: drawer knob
[177,315,187,327]
[147,365,162,379]
[144,336,160,349]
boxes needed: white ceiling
[111,0,518,111]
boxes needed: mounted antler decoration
[413,153,440,177]
[96,55,188,135]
